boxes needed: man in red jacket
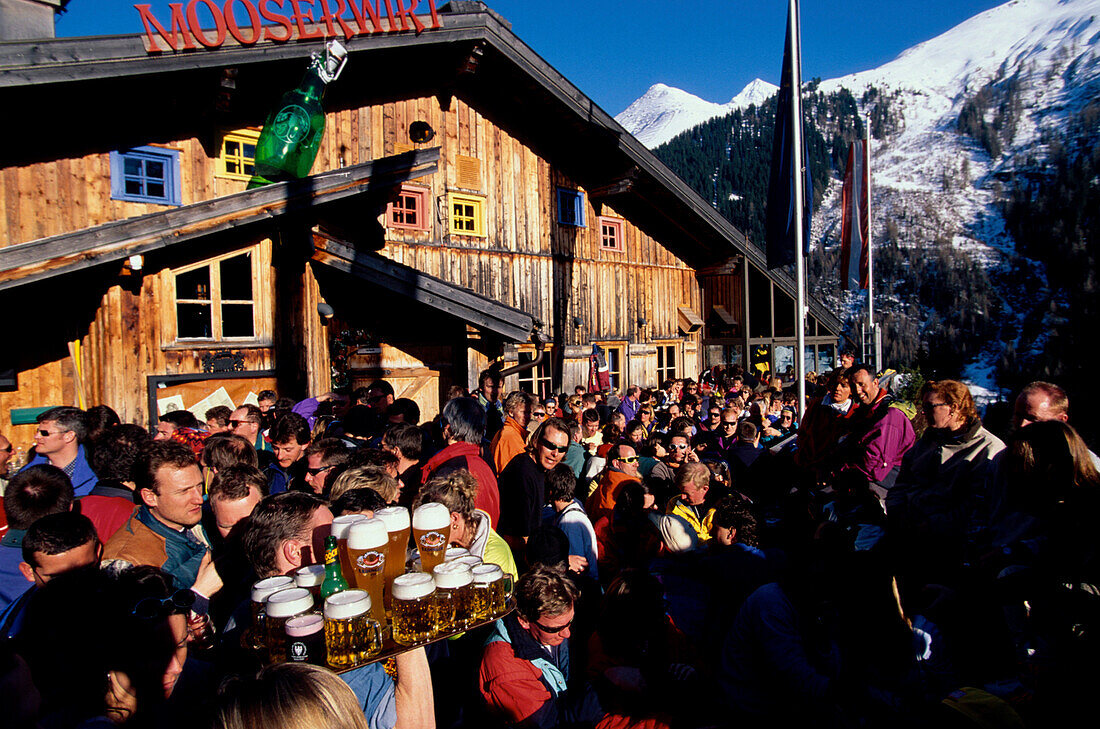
[421,397,500,528]
[480,565,591,728]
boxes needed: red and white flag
[839,140,869,291]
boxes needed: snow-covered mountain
[617,0,1100,397]
[616,78,777,148]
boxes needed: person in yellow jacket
[665,462,715,543]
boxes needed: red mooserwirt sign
[135,0,443,54]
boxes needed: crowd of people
[0,361,1095,728]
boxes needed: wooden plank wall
[363,95,703,360]
[0,89,707,438]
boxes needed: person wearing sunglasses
[648,433,696,501]
[481,565,596,728]
[24,406,99,497]
[585,443,641,522]
[886,379,1003,571]
[497,417,570,559]
[302,438,351,496]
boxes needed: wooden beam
[309,236,534,343]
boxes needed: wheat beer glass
[391,573,453,645]
[433,561,477,630]
[324,589,383,669]
[412,503,451,575]
[331,514,366,586]
[471,563,511,618]
[264,587,314,663]
[376,506,411,610]
[249,575,294,649]
[294,564,326,600]
[347,518,388,622]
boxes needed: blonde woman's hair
[329,465,399,503]
[214,663,369,729]
[415,469,479,527]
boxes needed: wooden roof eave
[0,148,440,293]
[309,234,534,344]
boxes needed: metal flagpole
[865,112,878,371]
[790,0,808,417]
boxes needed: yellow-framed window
[216,129,261,181]
[448,192,486,237]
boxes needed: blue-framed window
[556,188,585,227]
[110,146,181,205]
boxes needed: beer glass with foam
[347,518,388,622]
[330,514,367,586]
[323,589,383,669]
[471,563,512,618]
[264,587,315,663]
[375,506,411,610]
[249,575,294,649]
[391,572,453,645]
[294,564,326,600]
[412,502,451,576]
[433,561,477,630]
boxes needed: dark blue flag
[765,7,812,270]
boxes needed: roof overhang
[310,232,534,343]
[0,148,440,292]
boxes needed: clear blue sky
[56,0,1008,114]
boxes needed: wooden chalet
[0,1,840,447]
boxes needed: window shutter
[455,155,481,190]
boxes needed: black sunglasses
[306,464,335,476]
[539,439,569,454]
[228,419,257,427]
[533,615,574,633]
[132,589,196,619]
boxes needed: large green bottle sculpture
[248,40,348,188]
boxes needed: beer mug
[375,506,411,610]
[453,555,483,570]
[433,562,477,630]
[265,587,314,664]
[391,573,453,645]
[348,518,388,623]
[412,503,451,576]
[331,514,367,586]
[445,547,470,562]
[324,589,383,669]
[294,564,326,600]
[471,563,513,618]
[249,575,295,650]
[285,613,325,666]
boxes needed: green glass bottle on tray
[248,39,348,188]
[320,535,349,600]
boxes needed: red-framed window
[598,216,624,252]
[387,185,431,232]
